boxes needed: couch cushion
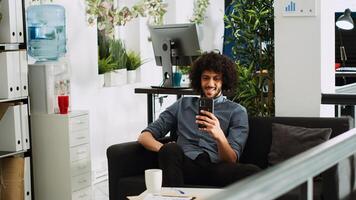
[268,123,332,165]
[241,117,349,169]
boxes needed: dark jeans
[158,143,261,187]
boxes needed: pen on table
[175,189,185,194]
[156,194,196,199]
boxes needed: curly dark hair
[189,52,237,92]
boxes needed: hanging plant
[189,0,210,25]
[86,0,167,39]
[30,0,53,3]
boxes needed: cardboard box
[1,157,24,181]
[0,157,24,200]
[0,103,12,121]
[1,180,24,200]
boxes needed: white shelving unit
[0,0,32,199]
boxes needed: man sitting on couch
[138,52,260,187]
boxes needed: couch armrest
[107,141,158,200]
[107,141,158,177]
[107,137,174,200]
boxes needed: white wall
[199,0,225,52]
[275,0,356,117]
[53,0,148,180]
[275,0,333,117]
[162,0,225,52]
[49,0,224,181]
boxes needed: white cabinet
[0,0,24,43]
[31,111,92,200]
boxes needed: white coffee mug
[145,169,162,194]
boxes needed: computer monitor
[149,23,201,88]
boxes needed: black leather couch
[107,116,351,200]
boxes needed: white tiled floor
[93,180,109,200]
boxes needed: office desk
[336,72,356,86]
[335,72,356,78]
[321,93,356,105]
[135,87,199,124]
[321,93,356,127]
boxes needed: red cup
[58,95,69,114]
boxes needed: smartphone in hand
[198,97,214,128]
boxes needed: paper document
[143,194,195,200]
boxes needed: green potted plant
[98,56,115,74]
[189,0,210,42]
[126,50,142,83]
[189,0,210,25]
[110,39,127,70]
[224,0,274,116]
[106,38,127,86]
[98,32,114,74]
[177,65,191,87]
[98,32,115,86]
[98,32,128,87]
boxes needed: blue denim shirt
[143,95,249,163]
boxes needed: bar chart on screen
[285,1,296,12]
[282,0,316,17]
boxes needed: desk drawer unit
[70,129,90,147]
[70,144,90,161]
[71,158,91,177]
[31,111,92,200]
[72,187,92,200]
[70,115,89,132]
[71,172,91,191]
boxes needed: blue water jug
[27,4,66,61]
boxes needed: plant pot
[173,72,182,87]
[104,69,127,87]
[181,74,190,87]
[115,68,127,85]
[127,70,136,84]
[98,74,105,87]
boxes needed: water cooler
[27,4,70,114]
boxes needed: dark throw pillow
[268,123,332,165]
